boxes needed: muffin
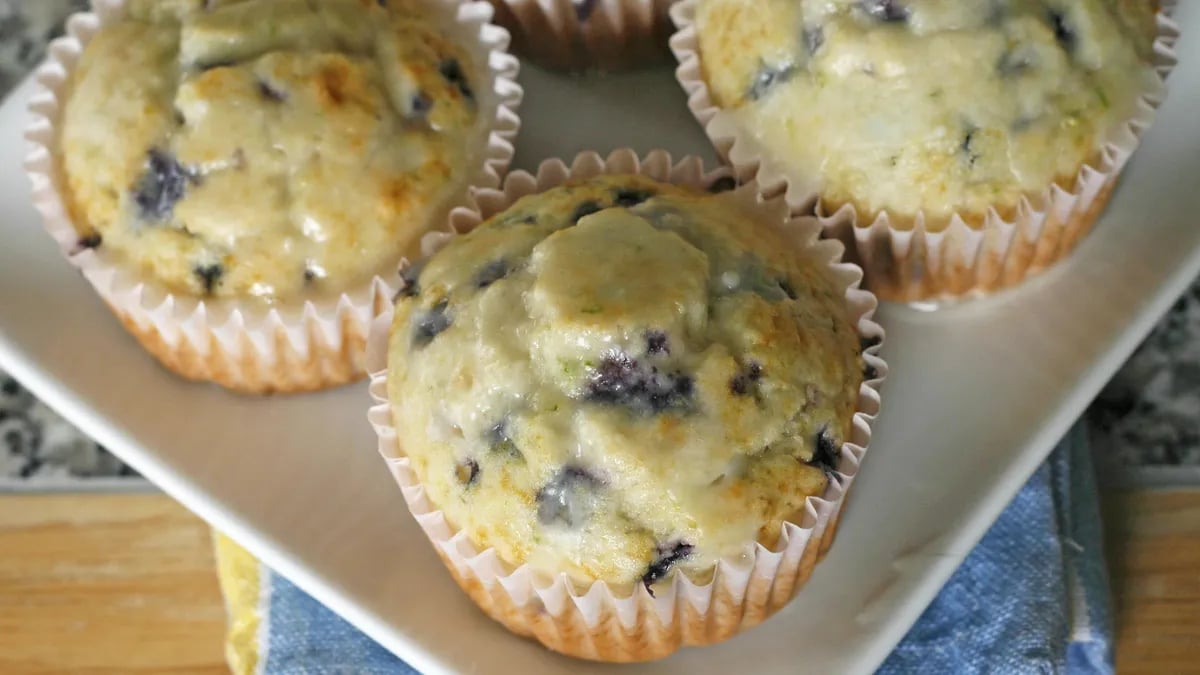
[672,0,1176,301]
[369,151,885,661]
[488,0,674,71]
[26,0,520,392]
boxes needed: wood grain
[1104,489,1200,674]
[0,494,226,675]
[0,490,1196,673]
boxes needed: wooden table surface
[0,490,1197,674]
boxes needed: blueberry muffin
[693,0,1161,222]
[487,0,674,71]
[387,174,865,588]
[58,0,484,302]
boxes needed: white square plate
[2,7,1198,672]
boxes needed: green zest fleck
[1094,85,1110,109]
[581,305,603,314]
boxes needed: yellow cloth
[213,533,264,675]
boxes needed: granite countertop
[1,0,1196,486]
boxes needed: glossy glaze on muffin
[695,0,1159,223]
[387,175,865,588]
[59,0,482,301]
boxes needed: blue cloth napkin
[879,423,1112,674]
[217,422,1112,674]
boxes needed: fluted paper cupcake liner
[669,1,1179,303]
[489,0,674,71]
[366,149,886,661]
[24,0,523,393]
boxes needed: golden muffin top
[387,175,867,587]
[696,0,1159,223]
[59,0,483,301]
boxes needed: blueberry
[803,26,825,56]
[706,175,737,193]
[193,263,223,295]
[1048,10,1074,51]
[439,58,473,101]
[859,0,909,23]
[614,188,653,208]
[961,128,980,166]
[396,264,422,299]
[536,465,604,527]
[642,541,694,593]
[588,353,639,398]
[809,428,839,474]
[2,378,18,396]
[570,200,603,224]
[574,0,598,21]
[474,259,509,289]
[455,458,480,486]
[645,330,669,355]
[409,91,433,119]
[258,79,286,102]
[586,353,694,414]
[303,262,325,284]
[76,232,102,250]
[132,149,194,221]
[640,371,693,412]
[412,300,451,348]
[864,362,879,380]
[860,335,882,352]
[777,277,798,300]
[729,361,763,396]
[747,61,798,101]
[488,420,523,460]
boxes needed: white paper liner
[366,149,887,661]
[669,2,1180,303]
[24,0,523,393]
[488,0,674,71]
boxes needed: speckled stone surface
[0,0,86,94]
[1089,287,1200,466]
[0,0,1195,486]
[0,0,135,485]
